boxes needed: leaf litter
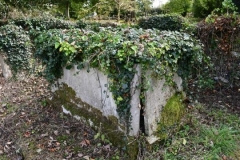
[0,69,124,160]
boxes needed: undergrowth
[142,104,240,160]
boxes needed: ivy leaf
[55,42,60,49]
[131,45,138,54]
[69,46,76,53]
[122,83,128,89]
[117,96,123,102]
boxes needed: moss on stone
[156,92,185,140]
[50,83,127,147]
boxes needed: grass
[143,104,240,160]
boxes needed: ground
[0,67,240,160]
[0,70,125,160]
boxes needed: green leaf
[101,134,105,141]
[55,42,60,49]
[131,45,138,53]
[94,133,100,140]
[182,138,187,145]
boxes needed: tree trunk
[65,0,70,19]
[117,5,120,23]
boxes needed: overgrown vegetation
[196,0,240,90]
[33,26,205,123]
[138,14,185,31]
[0,24,32,74]
[143,105,240,159]
[1,0,240,159]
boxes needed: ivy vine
[34,27,206,123]
[0,25,32,74]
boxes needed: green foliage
[0,0,9,19]
[0,24,32,74]
[221,0,238,15]
[158,106,240,159]
[162,0,191,16]
[34,27,204,121]
[11,17,76,31]
[136,0,152,16]
[192,0,223,18]
[76,19,87,29]
[138,14,185,31]
[200,125,238,159]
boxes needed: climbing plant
[0,24,32,74]
[34,27,205,122]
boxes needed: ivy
[138,14,185,31]
[0,25,32,74]
[34,27,205,123]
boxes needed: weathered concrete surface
[55,65,119,118]
[144,73,182,138]
[129,65,141,136]
[53,65,183,139]
[0,54,12,79]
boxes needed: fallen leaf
[66,130,70,134]
[80,139,90,147]
[78,153,83,157]
[66,152,73,159]
[83,132,88,137]
[53,130,59,136]
[40,132,48,137]
[36,149,42,153]
[24,131,31,137]
[6,142,12,145]
[83,155,90,160]
[4,145,10,153]
[182,138,187,145]
[222,155,227,160]
[103,144,111,152]
[48,148,57,152]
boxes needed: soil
[187,79,240,115]
[0,70,124,160]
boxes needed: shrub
[192,0,222,18]
[197,15,240,86]
[162,0,191,17]
[0,25,32,73]
[138,14,185,31]
[0,0,9,19]
[76,20,87,29]
[11,17,76,31]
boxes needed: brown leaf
[24,131,31,137]
[80,139,90,147]
[222,155,227,160]
[48,148,57,152]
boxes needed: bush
[76,20,87,29]
[138,14,185,31]
[0,25,32,73]
[197,15,240,86]
[162,0,191,16]
[0,0,9,19]
[192,0,222,18]
[11,17,76,31]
